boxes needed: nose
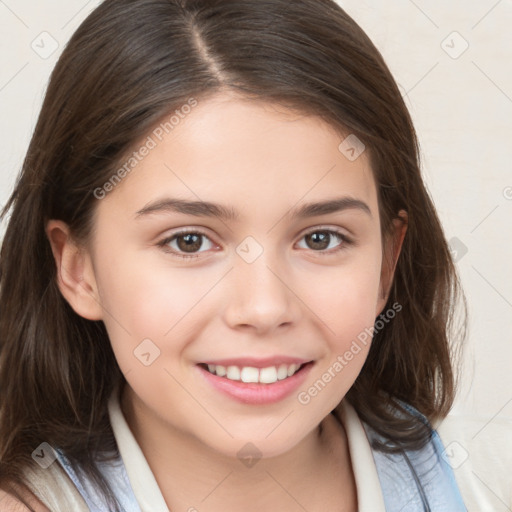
[223,251,301,335]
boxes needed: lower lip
[196,362,314,405]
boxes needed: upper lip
[199,356,313,368]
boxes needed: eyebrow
[134,196,372,221]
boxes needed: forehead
[97,93,378,223]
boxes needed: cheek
[298,251,382,392]
[306,252,382,335]
[93,250,218,363]
[295,271,380,419]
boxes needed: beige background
[1,1,511,510]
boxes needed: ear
[45,220,104,321]
[376,210,408,316]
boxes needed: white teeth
[259,366,278,384]
[277,364,289,380]
[287,363,298,377]
[226,366,241,381]
[240,367,259,383]
[205,362,303,384]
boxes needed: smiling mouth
[197,362,312,385]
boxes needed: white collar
[335,400,386,511]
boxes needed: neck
[120,383,355,511]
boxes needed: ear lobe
[45,220,104,321]
[377,211,408,314]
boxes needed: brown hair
[0,0,466,509]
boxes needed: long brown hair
[0,0,466,509]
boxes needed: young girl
[0,0,468,510]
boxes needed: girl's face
[51,93,404,459]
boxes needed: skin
[46,92,406,511]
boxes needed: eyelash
[157,227,353,260]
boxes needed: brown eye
[304,231,332,250]
[159,230,215,259]
[175,233,203,253]
[297,229,352,255]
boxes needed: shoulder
[16,457,90,512]
[361,400,468,511]
[0,485,50,512]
